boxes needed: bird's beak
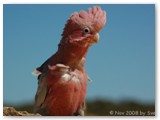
[89,33,100,45]
[93,33,100,43]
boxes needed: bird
[32,6,106,116]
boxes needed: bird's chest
[45,70,87,115]
[50,70,86,92]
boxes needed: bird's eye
[83,27,90,34]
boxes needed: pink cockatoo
[32,6,106,116]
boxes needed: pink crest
[62,6,106,36]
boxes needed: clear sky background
[3,4,155,105]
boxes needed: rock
[3,107,41,116]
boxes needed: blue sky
[3,4,155,105]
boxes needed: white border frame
[1,0,158,120]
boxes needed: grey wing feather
[34,74,47,114]
[74,102,86,116]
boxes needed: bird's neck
[56,43,89,69]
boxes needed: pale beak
[94,33,100,43]
[89,33,99,44]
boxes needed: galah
[32,6,106,116]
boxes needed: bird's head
[61,6,106,47]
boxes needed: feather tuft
[62,6,106,37]
[32,69,42,76]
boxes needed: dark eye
[83,27,90,34]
